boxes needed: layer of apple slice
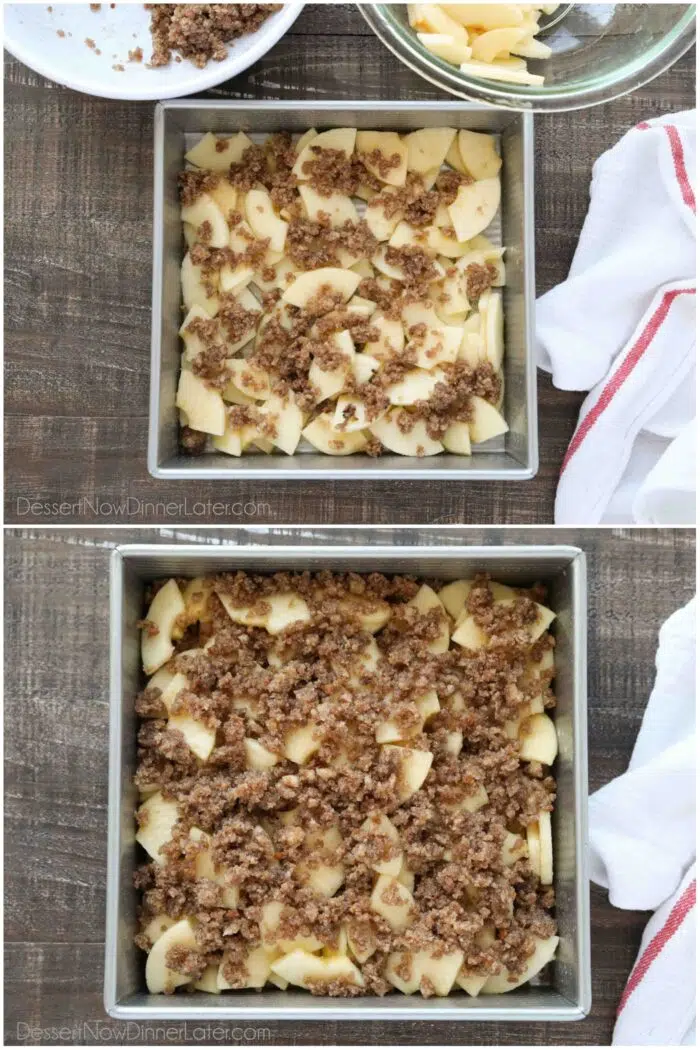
[217,588,311,634]
[370,873,416,931]
[408,4,469,43]
[217,944,276,990]
[365,188,405,241]
[141,578,186,675]
[386,946,464,996]
[190,827,239,907]
[407,584,451,652]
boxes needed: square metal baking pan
[105,541,589,1021]
[149,101,536,481]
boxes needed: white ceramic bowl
[4,2,304,101]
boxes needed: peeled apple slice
[299,184,358,226]
[384,744,434,801]
[370,874,415,931]
[387,368,444,407]
[282,268,360,309]
[303,414,368,456]
[417,32,472,65]
[527,821,541,879]
[407,584,451,652]
[258,395,304,456]
[442,421,472,456]
[457,129,503,181]
[217,589,311,635]
[356,131,408,187]
[520,713,558,765]
[470,27,528,64]
[538,810,554,885]
[141,578,186,675]
[386,948,464,996]
[136,792,180,864]
[175,371,226,438]
[181,252,219,317]
[404,126,457,174]
[271,950,364,990]
[482,935,559,994]
[293,127,357,179]
[146,918,199,994]
[180,194,229,248]
[408,4,469,43]
[469,396,508,444]
[437,579,473,619]
[245,189,288,253]
[448,177,501,242]
[185,130,253,171]
[460,59,545,86]
[370,409,443,457]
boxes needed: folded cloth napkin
[537,111,696,525]
[589,597,696,1045]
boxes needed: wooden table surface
[4,6,695,526]
[5,526,696,1046]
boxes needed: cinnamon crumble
[136,571,558,997]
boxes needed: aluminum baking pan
[105,541,589,1020]
[149,101,536,481]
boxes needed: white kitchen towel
[537,111,696,525]
[589,597,696,1045]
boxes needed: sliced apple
[185,130,254,171]
[456,970,489,996]
[208,179,238,221]
[244,737,280,771]
[337,594,392,633]
[386,368,444,407]
[331,396,372,433]
[180,194,229,248]
[356,130,408,188]
[284,723,321,765]
[370,874,415,931]
[258,395,304,456]
[293,127,357,179]
[469,395,508,444]
[448,177,501,242]
[365,189,404,241]
[143,914,175,946]
[260,901,325,955]
[136,792,180,864]
[408,4,469,43]
[404,126,457,174]
[520,713,558,765]
[190,828,239,907]
[411,326,462,369]
[442,420,472,455]
[538,810,554,885]
[407,584,451,652]
[457,129,502,181]
[346,922,378,964]
[282,267,360,309]
[271,949,364,990]
[470,26,528,64]
[384,744,434,801]
[365,313,404,360]
[168,711,216,761]
[482,935,559,994]
[244,188,288,253]
[175,371,226,437]
[181,252,219,317]
[295,127,318,154]
[299,184,358,227]
[141,578,186,675]
[353,353,380,385]
[370,409,443,457]
[417,32,472,65]
[218,945,274,990]
[226,358,273,402]
[193,964,220,994]
[145,917,199,994]
[303,414,368,455]
[460,58,545,85]
[446,4,525,29]
[451,614,489,650]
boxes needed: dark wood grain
[4,7,695,525]
[4,526,695,1045]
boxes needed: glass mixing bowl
[359,3,696,111]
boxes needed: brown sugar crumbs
[146,4,282,68]
[135,570,558,997]
[176,127,506,459]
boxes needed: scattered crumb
[90,3,101,10]
[113,63,125,72]
[128,46,143,63]
[56,28,65,38]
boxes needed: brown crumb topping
[146,4,281,69]
[134,571,557,998]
